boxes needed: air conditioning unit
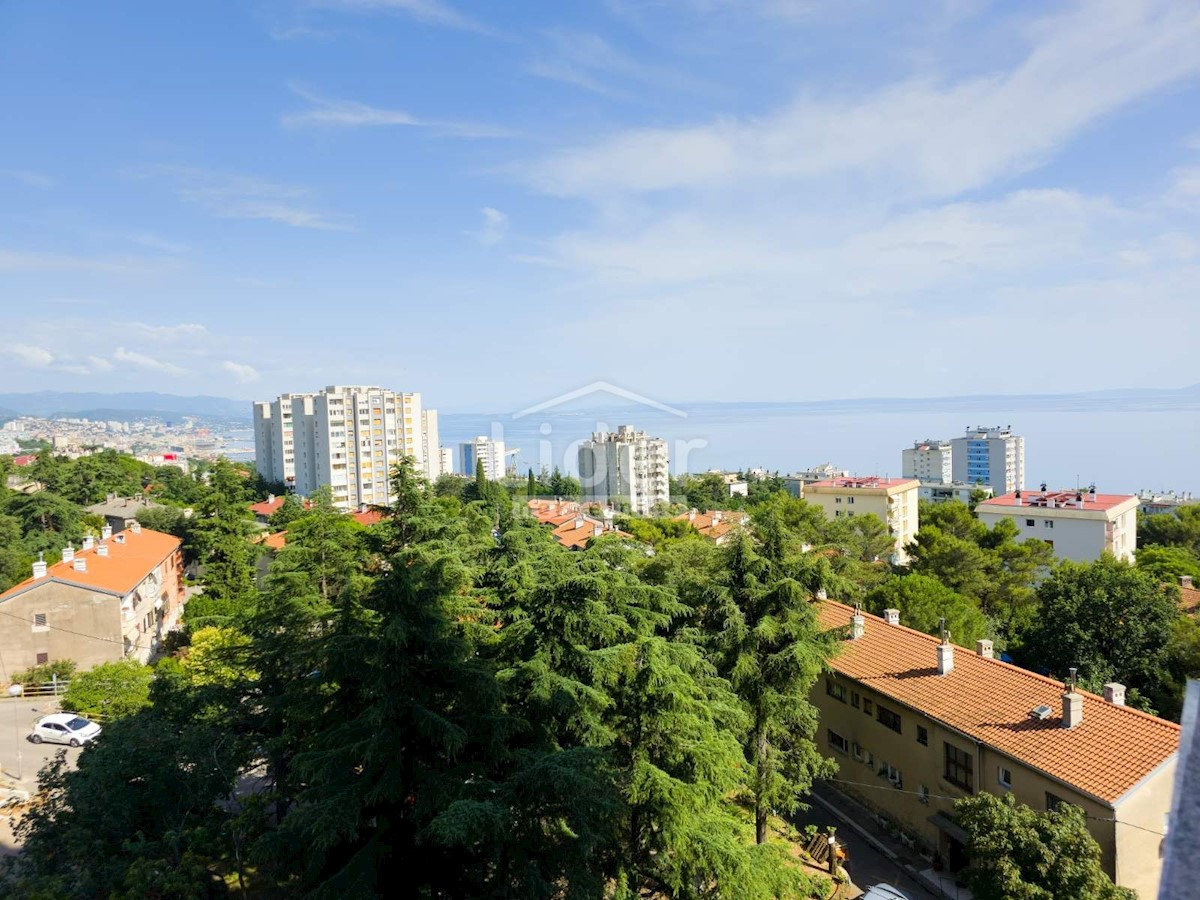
[1030,705,1053,720]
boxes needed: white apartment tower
[254,385,444,509]
[459,436,507,481]
[950,426,1025,495]
[902,439,953,484]
[578,425,670,516]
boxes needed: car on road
[29,713,102,747]
[861,885,912,900]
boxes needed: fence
[12,678,70,698]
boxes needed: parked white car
[29,713,102,747]
[861,886,912,900]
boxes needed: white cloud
[112,347,185,376]
[0,169,55,188]
[525,0,1200,200]
[473,207,509,245]
[282,86,514,138]
[8,345,55,368]
[128,322,209,340]
[86,355,115,373]
[222,360,261,383]
[0,249,168,275]
[128,165,353,231]
[314,0,492,34]
[527,29,710,99]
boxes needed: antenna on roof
[1068,667,1078,692]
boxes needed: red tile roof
[0,528,181,600]
[979,490,1136,513]
[350,509,384,526]
[12,454,37,467]
[672,509,748,541]
[817,600,1179,805]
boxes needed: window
[918,785,930,804]
[835,497,842,504]
[36,652,49,665]
[863,698,874,715]
[1026,518,1035,527]
[33,612,48,629]
[847,496,855,504]
[1046,791,1070,811]
[852,742,864,762]
[1044,520,1054,529]
[917,725,929,745]
[865,750,874,768]
[827,730,849,754]
[998,767,1013,789]
[851,690,860,709]
[944,742,974,791]
[826,679,847,703]
[877,705,902,734]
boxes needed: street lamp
[7,683,22,781]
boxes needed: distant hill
[0,392,250,421]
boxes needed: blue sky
[1,0,1198,411]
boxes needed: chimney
[976,639,994,659]
[1014,490,1022,506]
[849,606,865,640]
[937,633,954,676]
[96,543,109,557]
[593,522,603,537]
[883,608,900,626]
[1088,484,1096,501]
[61,545,75,564]
[73,557,87,572]
[114,533,126,544]
[1182,575,1194,590]
[1062,668,1083,728]
[101,525,113,541]
[81,535,94,550]
[1104,683,1126,706]
[574,517,584,530]
[268,493,276,504]
[130,521,141,535]
[32,554,47,580]
[712,510,721,523]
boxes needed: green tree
[1016,557,1179,706]
[184,461,259,628]
[60,659,154,721]
[527,467,537,498]
[267,492,307,530]
[955,792,1134,900]
[1136,545,1200,582]
[713,533,837,845]
[1140,505,1200,555]
[866,573,990,647]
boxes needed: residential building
[949,425,1025,495]
[705,470,749,498]
[577,425,670,516]
[459,436,507,481]
[804,477,920,561]
[1137,489,1196,517]
[253,385,442,510]
[438,447,454,479]
[902,440,952,484]
[813,601,1177,899]
[0,525,186,671]
[526,499,628,550]
[917,482,993,505]
[85,494,168,534]
[784,464,851,498]
[975,486,1138,562]
[674,508,749,544]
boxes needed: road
[0,696,85,789]
[793,799,940,900]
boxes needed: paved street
[794,797,940,900]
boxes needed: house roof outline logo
[512,381,687,420]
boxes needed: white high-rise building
[459,436,506,481]
[950,426,1025,495]
[902,439,952,484]
[578,425,670,516]
[253,385,443,509]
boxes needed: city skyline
[1,1,1198,408]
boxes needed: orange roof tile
[979,490,1136,513]
[817,600,1179,805]
[808,477,919,491]
[249,497,287,517]
[672,509,749,541]
[0,528,181,601]
[1179,585,1200,615]
[261,531,288,551]
[350,509,384,526]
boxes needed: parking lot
[0,696,85,790]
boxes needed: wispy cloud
[0,169,55,188]
[0,249,170,275]
[314,0,493,34]
[5,345,118,377]
[123,232,191,254]
[113,346,186,376]
[526,1,1200,199]
[527,29,710,99]
[128,164,353,231]
[222,360,261,383]
[8,345,55,368]
[471,207,509,245]
[282,85,515,138]
[128,322,209,340]
[268,24,333,41]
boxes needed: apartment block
[254,386,445,510]
[577,425,669,516]
[975,486,1139,563]
[903,440,952,484]
[950,426,1025,495]
[459,435,507,481]
[917,482,993,505]
[0,525,186,671]
[813,602,1177,899]
[804,477,920,561]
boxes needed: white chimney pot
[849,613,865,640]
[937,641,954,675]
[61,545,75,563]
[883,608,900,626]
[32,559,47,579]
[976,639,994,659]
[1103,683,1126,706]
[73,558,87,572]
[1062,690,1084,728]
[96,544,109,557]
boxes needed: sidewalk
[809,782,973,900]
